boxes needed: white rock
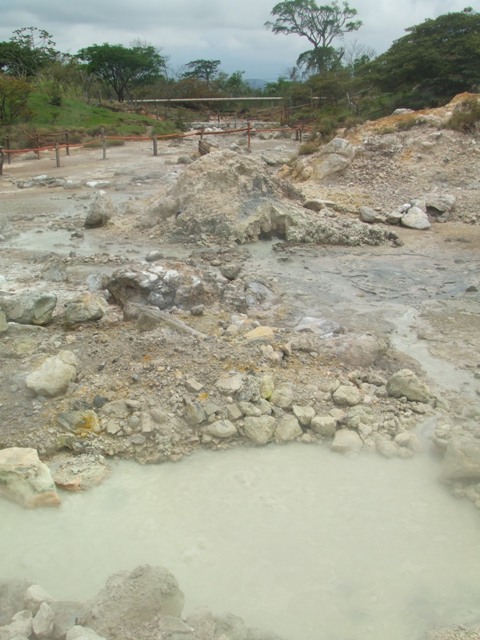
[0,448,60,508]
[25,350,78,397]
[32,602,55,638]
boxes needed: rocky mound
[143,149,398,247]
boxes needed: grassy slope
[1,92,178,147]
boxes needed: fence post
[152,135,158,157]
[55,142,60,168]
[35,133,40,159]
[101,127,107,160]
[0,147,4,176]
[200,126,204,140]
[247,121,251,150]
[6,137,11,164]
[65,131,70,156]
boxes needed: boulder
[270,384,293,409]
[441,436,480,482]
[0,448,60,508]
[274,414,302,442]
[386,369,430,403]
[32,602,55,639]
[203,420,238,439]
[331,429,363,454]
[310,415,337,438]
[401,206,431,230]
[84,191,115,228]
[0,292,57,326]
[49,454,110,492]
[63,293,107,327]
[24,585,54,615]
[87,565,184,639]
[332,385,362,407]
[25,350,78,397]
[243,416,276,445]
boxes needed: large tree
[265,0,361,73]
[182,59,221,87]
[372,8,480,104]
[77,42,167,102]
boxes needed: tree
[0,75,32,123]
[0,27,58,77]
[77,43,167,102]
[265,0,361,73]
[182,59,221,87]
[371,9,480,105]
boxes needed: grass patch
[1,91,178,149]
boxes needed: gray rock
[183,401,206,426]
[50,453,110,492]
[203,419,237,439]
[243,416,276,445]
[9,611,33,638]
[425,193,456,214]
[0,310,7,333]
[310,415,336,437]
[292,405,315,426]
[64,293,107,327]
[441,436,480,481]
[401,206,431,230]
[331,429,363,454]
[25,350,78,397]
[84,192,115,228]
[270,384,293,409]
[216,373,244,395]
[32,602,55,639]
[386,369,430,403]
[332,385,362,407]
[220,263,242,280]
[87,565,184,638]
[358,206,379,223]
[0,292,57,326]
[274,414,302,442]
[24,585,54,615]
[0,447,60,508]
[327,334,386,368]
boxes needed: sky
[0,0,473,80]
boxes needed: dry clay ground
[1,107,480,639]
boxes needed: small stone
[203,419,237,439]
[332,385,362,407]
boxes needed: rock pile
[0,565,284,640]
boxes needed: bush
[447,98,480,132]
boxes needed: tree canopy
[77,42,167,102]
[0,27,58,77]
[371,8,480,104]
[265,0,361,73]
[182,59,221,86]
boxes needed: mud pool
[2,444,480,640]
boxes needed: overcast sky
[0,0,472,80]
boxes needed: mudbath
[2,445,480,640]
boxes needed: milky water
[2,444,480,640]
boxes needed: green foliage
[0,27,58,77]
[447,97,480,132]
[265,0,362,74]
[0,75,32,123]
[77,43,167,102]
[371,9,480,105]
[182,59,221,86]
